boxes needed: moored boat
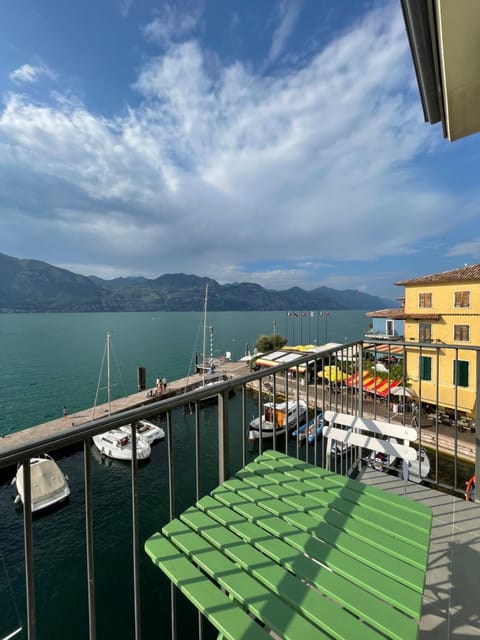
[369,436,398,471]
[120,419,165,445]
[13,454,70,513]
[249,399,307,440]
[92,429,151,461]
[292,414,323,443]
[408,447,431,483]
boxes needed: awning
[364,343,404,355]
[318,365,347,383]
[346,371,400,398]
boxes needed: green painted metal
[144,535,270,640]
[145,452,433,640]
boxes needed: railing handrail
[0,341,359,469]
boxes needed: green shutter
[420,357,431,381]
[453,360,469,387]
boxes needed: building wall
[403,281,479,417]
[367,317,404,338]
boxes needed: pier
[0,360,250,454]
[1,358,475,466]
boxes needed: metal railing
[0,340,478,639]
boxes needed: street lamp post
[319,311,330,343]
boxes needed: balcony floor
[359,467,480,638]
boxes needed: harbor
[0,360,250,457]
[0,311,478,640]
[1,354,476,466]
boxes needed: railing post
[84,440,96,639]
[131,423,141,639]
[476,351,480,502]
[218,390,229,484]
[23,457,36,640]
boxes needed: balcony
[0,341,479,639]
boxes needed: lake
[0,310,368,639]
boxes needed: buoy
[465,475,476,502]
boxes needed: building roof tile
[395,264,480,286]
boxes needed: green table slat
[216,483,425,590]
[144,534,270,640]
[240,454,432,548]
[221,477,428,571]
[207,490,424,618]
[162,519,330,640]
[259,450,432,524]
[180,507,386,640]
[146,451,432,640]
[195,496,419,640]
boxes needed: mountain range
[0,253,395,313]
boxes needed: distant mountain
[0,253,396,313]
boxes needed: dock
[0,361,250,454]
[1,359,475,465]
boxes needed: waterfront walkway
[0,360,250,453]
[361,467,480,638]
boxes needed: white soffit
[436,0,480,141]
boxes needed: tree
[255,334,287,353]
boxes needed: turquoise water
[0,310,368,639]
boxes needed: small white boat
[120,419,165,445]
[13,454,70,513]
[330,427,352,456]
[369,437,398,471]
[408,447,430,483]
[249,400,308,440]
[92,429,151,461]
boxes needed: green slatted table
[145,450,432,640]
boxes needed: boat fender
[14,495,21,505]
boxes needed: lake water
[0,310,368,639]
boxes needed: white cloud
[267,0,303,66]
[143,4,201,46]
[0,3,469,294]
[119,0,133,18]
[9,63,57,84]
[448,241,480,260]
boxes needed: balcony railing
[0,340,478,639]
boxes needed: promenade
[0,360,250,454]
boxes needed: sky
[1,0,480,301]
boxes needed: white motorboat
[407,447,430,483]
[249,400,308,440]
[92,429,151,461]
[13,454,70,513]
[369,437,398,471]
[120,419,165,445]
[330,427,352,456]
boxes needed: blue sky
[1,0,479,300]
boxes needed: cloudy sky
[1,0,479,299]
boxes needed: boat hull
[120,420,165,445]
[93,429,151,461]
[14,455,70,513]
[249,400,307,440]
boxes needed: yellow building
[396,265,480,419]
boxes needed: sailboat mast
[202,285,208,385]
[107,331,111,414]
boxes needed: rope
[0,543,23,639]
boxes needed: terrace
[0,340,479,639]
